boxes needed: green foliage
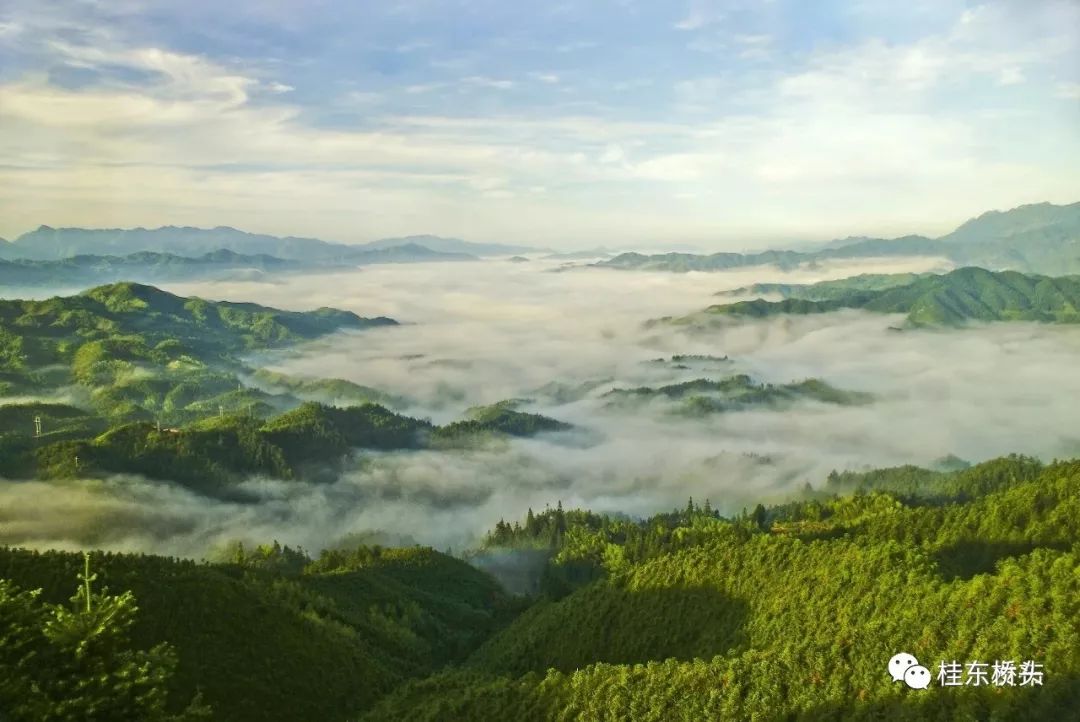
[261,402,430,465]
[432,402,572,445]
[0,282,390,379]
[364,458,1080,721]
[605,374,872,414]
[716,272,930,301]
[0,553,208,721]
[250,368,409,409]
[0,545,511,722]
[1,398,573,492]
[700,267,1080,326]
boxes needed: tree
[751,503,768,530]
[0,552,209,721]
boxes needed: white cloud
[1055,82,1080,100]
[461,76,515,90]
[0,0,1077,246]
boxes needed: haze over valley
[4,211,1080,556]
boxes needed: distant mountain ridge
[0,244,479,288]
[0,249,306,286]
[2,225,533,261]
[359,234,541,256]
[597,201,1080,275]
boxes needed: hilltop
[689,267,1080,326]
[0,281,390,373]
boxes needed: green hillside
[248,368,409,409]
[433,400,573,444]
[4,455,1079,720]
[604,375,872,414]
[0,282,391,381]
[0,545,512,722]
[696,267,1080,326]
[362,455,1080,721]
[0,398,572,493]
[716,272,930,301]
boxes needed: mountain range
[0,226,535,261]
[597,201,1080,275]
[3,201,1078,275]
[0,244,480,287]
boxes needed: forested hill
[595,201,1080,274]
[0,282,392,370]
[363,455,1080,721]
[2,454,1078,720]
[0,544,518,722]
[693,267,1080,326]
[715,272,930,301]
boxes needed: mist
[4,253,1080,557]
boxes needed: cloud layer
[4,257,1079,556]
[0,0,1077,245]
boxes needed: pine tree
[0,552,210,721]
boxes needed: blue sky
[0,0,1078,249]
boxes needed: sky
[0,0,1078,249]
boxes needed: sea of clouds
[4,254,1080,556]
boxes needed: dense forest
[1,454,1077,720]
[0,283,575,493]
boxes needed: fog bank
[5,254,1079,556]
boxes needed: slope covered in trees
[715,272,931,301]
[0,545,514,722]
[692,267,1080,326]
[3,455,1078,720]
[604,375,872,414]
[363,455,1080,720]
[0,399,572,493]
[433,401,574,444]
[0,282,391,374]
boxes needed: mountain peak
[80,281,184,313]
